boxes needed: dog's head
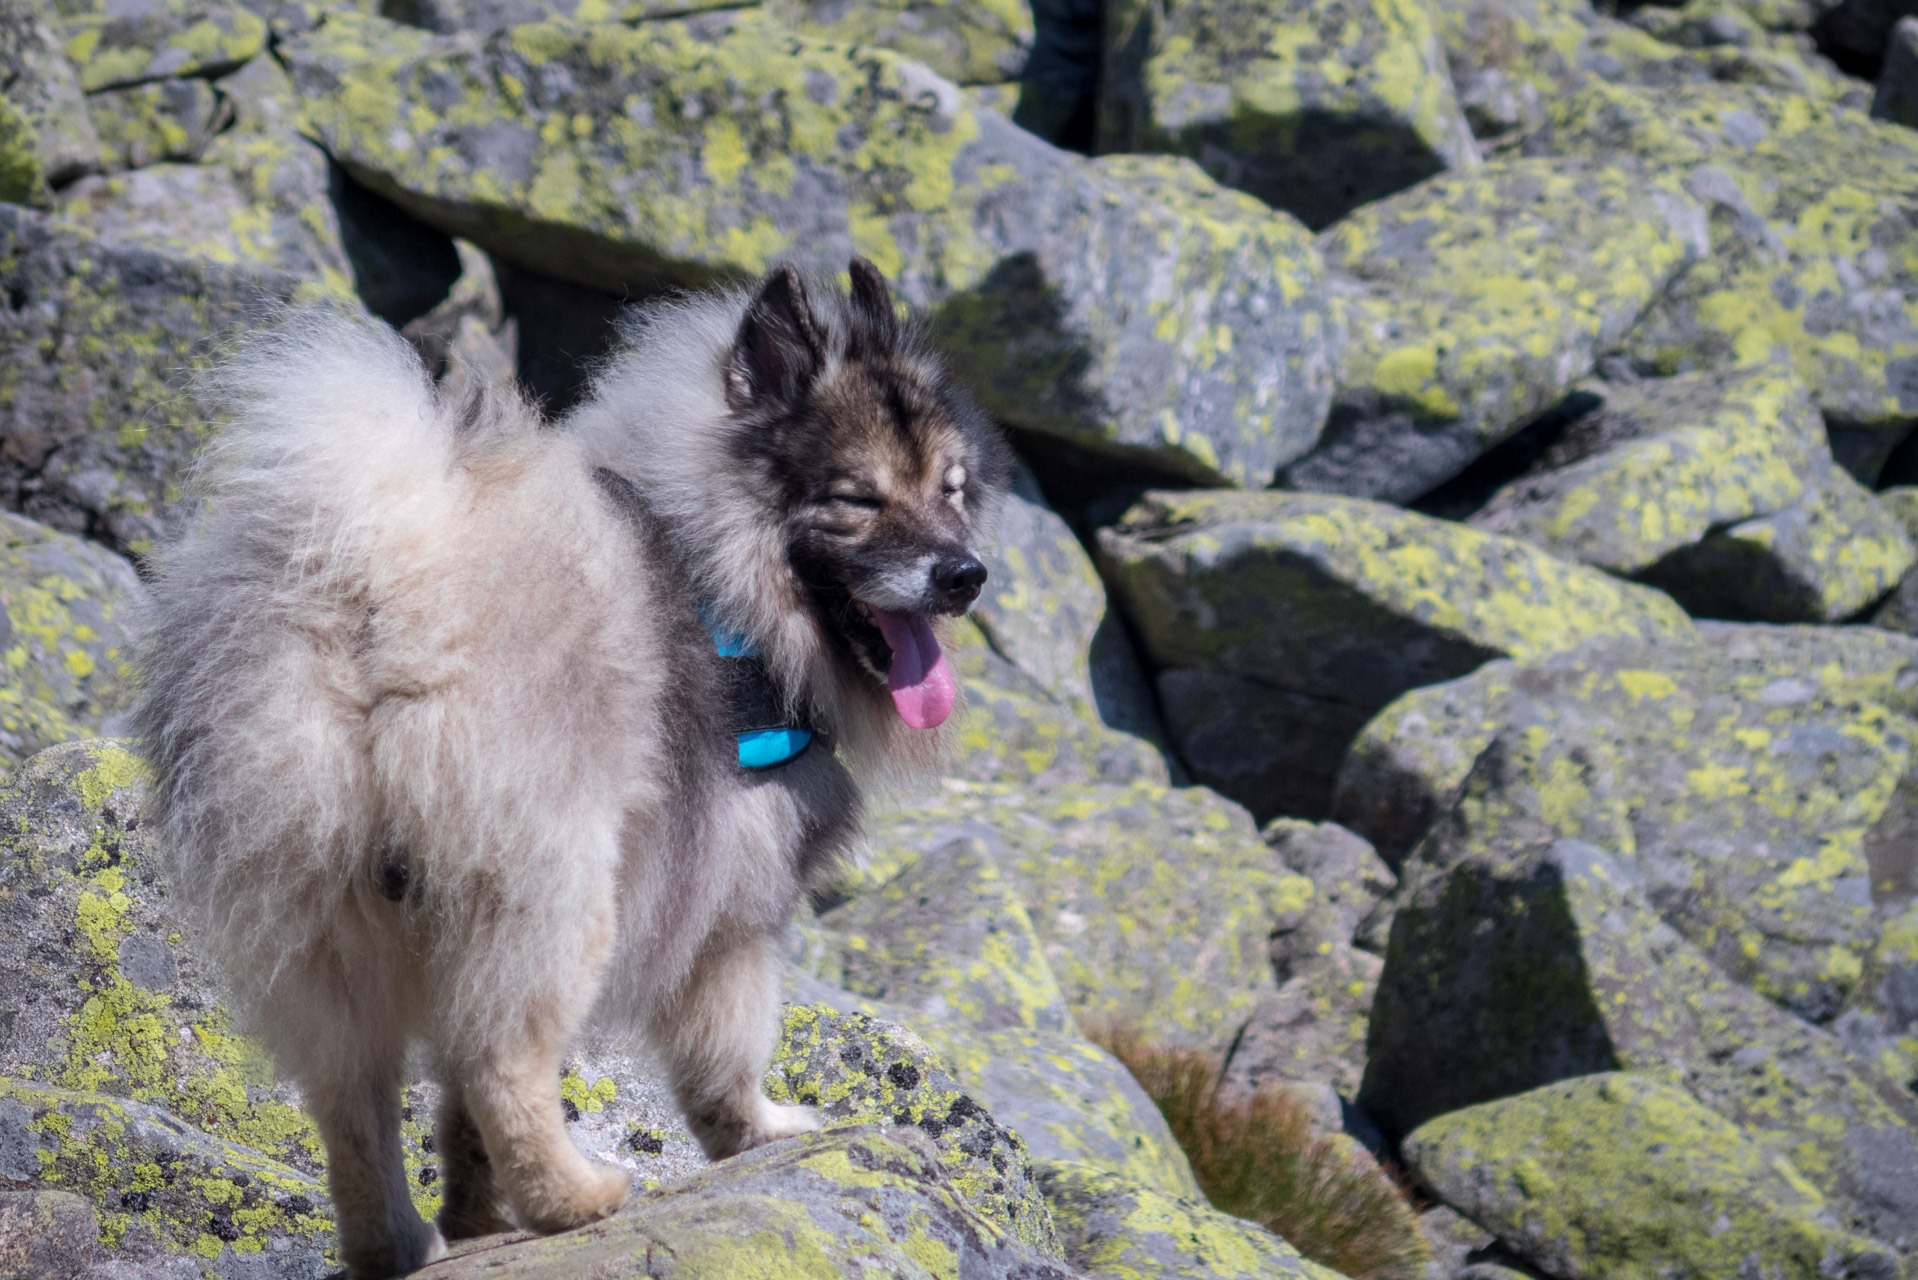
[724,258,1011,730]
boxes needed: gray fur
[133,266,1008,1277]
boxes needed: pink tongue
[871,609,955,729]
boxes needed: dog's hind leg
[433,1084,512,1241]
[299,1015,447,1277]
[651,930,819,1160]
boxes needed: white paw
[420,1226,450,1267]
[755,1100,821,1143]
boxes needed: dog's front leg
[651,929,820,1159]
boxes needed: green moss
[1404,1073,1897,1280]
[0,95,49,206]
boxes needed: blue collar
[703,607,814,770]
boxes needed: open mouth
[851,601,955,730]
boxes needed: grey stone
[0,0,101,192]
[0,1188,96,1280]
[1872,14,1918,126]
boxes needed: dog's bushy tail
[132,306,533,1000]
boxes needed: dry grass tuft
[1091,1023,1430,1280]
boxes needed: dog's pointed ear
[847,256,899,348]
[727,265,824,414]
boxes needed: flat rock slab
[1096,489,1693,818]
[1280,156,1707,504]
[1405,1073,1901,1280]
[1098,0,1477,229]
[285,9,1337,486]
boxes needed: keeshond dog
[133,259,1011,1277]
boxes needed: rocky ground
[3,0,1918,1273]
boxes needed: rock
[1414,1204,1495,1280]
[1431,0,1861,141]
[0,511,145,765]
[58,0,265,93]
[1358,769,1918,1247]
[0,1188,97,1280]
[813,833,1076,1034]
[1873,14,1918,126]
[1280,157,1707,503]
[947,465,1173,788]
[417,1127,1073,1279]
[1523,82,1918,433]
[767,1004,1063,1255]
[380,0,734,32]
[1036,1159,1345,1280]
[84,77,226,169]
[284,8,1338,487]
[0,1077,332,1274]
[1467,367,1823,575]
[1014,0,1101,146]
[1637,454,1916,621]
[1095,0,1478,230]
[0,0,101,191]
[1812,0,1918,70]
[0,202,305,554]
[1262,819,1397,961]
[1403,1073,1902,1280]
[917,1023,1204,1200]
[1219,946,1381,1097]
[765,0,1034,85]
[1334,622,1918,864]
[850,780,1311,1051]
[1095,489,1694,818]
[400,236,503,374]
[1343,640,1909,1021]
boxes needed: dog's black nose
[932,555,988,608]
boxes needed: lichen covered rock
[1095,488,1693,817]
[1468,367,1824,574]
[57,0,264,93]
[1524,82,1918,430]
[1404,1073,1901,1280]
[1096,0,1478,229]
[1036,1159,1345,1280]
[766,0,1034,85]
[0,202,307,555]
[765,1003,1062,1256]
[854,780,1311,1051]
[1638,454,1916,621]
[1279,157,1707,503]
[1359,778,1918,1248]
[284,9,1337,486]
[0,511,145,765]
[0,0,101,190]
[0,1077,333,1274]
[420,1126,1074,1279]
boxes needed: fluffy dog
[133,260,1011,1277]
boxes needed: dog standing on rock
[134,260,1011,1276]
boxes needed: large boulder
[1095,0,1478,230]
[55,0,265,93]
[1523,82,1918,436]
[1095,489,1694,818]
[852,779,1313,1051]
[1468,368,1916,621]
[1327,635,1913,1021]
[0,202,305,554]
[1874,14,1918,127]
[1358,754,1918,1248]
[1278,157,1707,504]
[1403,1073,1902,1280]
[946,466,1173,789]
[420,1126,1074,1279]
[0,510,145,765]
[764,0,1034,85]
[1334,621,1918,863]
[283,9,1338,486]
